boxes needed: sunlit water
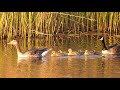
[1,34,120,78]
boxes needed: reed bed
[0,12,120,40]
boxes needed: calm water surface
[1,35,120,78]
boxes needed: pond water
[1,34,120,78]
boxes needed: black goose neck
[101,38,108,50]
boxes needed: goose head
[68,48,72,52]
[58,50,62,53]
[51,51,56,54]
[84,50,89,55]
[98,36,104,40]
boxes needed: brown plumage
[68,48,79,56]
[8,40,52,57]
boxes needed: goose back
[24,48,48,55]
[108,45,120,54]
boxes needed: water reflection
[102,54,120,58]
[17,57,48,64]
[17,57,50,78]
[102,57,120,78]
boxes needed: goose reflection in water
[17,56,48,64]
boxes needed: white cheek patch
[100,37,103,40]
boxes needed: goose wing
[107,44,118,49]
[109,44,120,54]
[24,48,48,55]
[35,48,48,55]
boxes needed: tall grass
[0,12,120,40]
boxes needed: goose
[84,50,101,56]
[84,50,90,55]
[58,50,67,56]
[68,48,79,56]
[78,50,84,55]
[8,40,52,58]
[91,50,101,55]
[84,50,94,56]
[51,51,65,57]
[98,36,120,55]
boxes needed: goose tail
[41,48,52,57]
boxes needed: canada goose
[8,40,52,58]
[68,48,79,56]
[98,36,120,55]
[51,51,65,57]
